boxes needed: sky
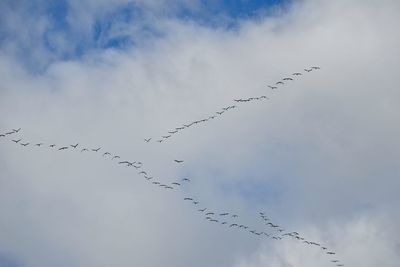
[0,0,400,267]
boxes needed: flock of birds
[1,66,345,267]
[147,66,321,144]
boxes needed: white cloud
[0,0,399,267]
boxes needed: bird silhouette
[70,143,78,148]
[58,146,68,150]
[35,143,43,147]
[112,155,120,160]
[49,144,56,147]
[102,152,111,156]
[12,128,21,133]
[12,139,21,143]
[21,142,29,146]
[92,147,101,152]
[174,159,184,163]
[144,138,151,142]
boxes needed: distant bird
[21,142,29,146]
[49,144,56,147]
[219,213,229,216]
[0,134,5,137]
[144,138,151,143]
[12,139,21,143]
[327,252,335,255]
[184,197,193,201]
[172,182,181,186]
[193,201,199,205]
[112,155,120,160]
[152,182,160,185]
[205,212,214,216]
[304,68,312,72]
[221,222,227,225]
[81,148,89,152]
[162,135,171,139]
[174,159,184,163]
[331,260,339,263]
[229,224,238,227]
[70,143,79,148]
[35,143,43,147]
[210,219,218,222]
[92,147,101,152]
[268,85,277,89]
[231,214,238,218]
[139,171,147,175]
[276,81,284,85]
[168,130,178,134]
[12,128,21,133]
[5,131,14,135]
[292,72,302,75]
[311,66,320,69]
[198,208,207,212]
[216,111,224,115]
[58,146,68,150]
[283,77,293,81]
[157,139,163,143]
[102,152,111,156]
[321,247,327,250]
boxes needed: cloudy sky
[1,0,399,266]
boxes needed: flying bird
[283,77,293,81]
[81,148,89,152]
[304,68,313,72]
[5,131,14,135]
[327,252,336,255]
[184,197,193,201]
[58,146,68,150]
[12,139,21,143]
[35,143,43,147]
[70,143,79,148]
[292,72,302,75]
[276,81,284,85]
[219,213,229,216]
[198,208,207,212]
[311,66,320,69]
[171,182,181,186]
[182,178,190,182]
[92,147,101,152]
[102,152,111,156]
[144,138,151,142]
[205,212,215,216]
[112,155,120,160]
[0,134,5,137]
[49,144,56,147]
[174,159,184,163]
[268,85,277,89]
[21,142,29,146]
[12,128,21,133]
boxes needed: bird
[198,208,207,212]
[283,77,293,81]
[205,212,215,216]
[92,147,101,152]
[276,81,284,85]
[268,85,277,89]
[327,252,335,255]
[0,134,5,137]
[219,213,229,216]
[81,148,89,152]
[21,142,29,146]
[111,155,120,160]
[12,139,21,143]
[58,146,68,150]
[172,182,181,186]
[292,72,302,75]
[193,201,199,205]
[168,131,178,134]
[221,222,227,225]
[35,143,43,147]
[321,247,327,250]
[12,128,21,133]
[311,66,320,69]
[138,171,147,175]
[174,159,184,163]
[184,197,193,201]
[182,178,190,182]
[162,135,171,139]
[49,144,56,147]
[70,143,79,148]
[231,214,238,218]
[210,219,218,222]
[144,138,151,142]
[331,260,339,263]
[152,182,160,185]
[102,152,111,156]
[229,224,238,227]
[157,139,164,143]
[216,111,224,115]
[304,68,313,72]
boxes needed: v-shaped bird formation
[1,66,346,267]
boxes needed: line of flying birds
[145,66,321,144]
[0,65,345,267]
